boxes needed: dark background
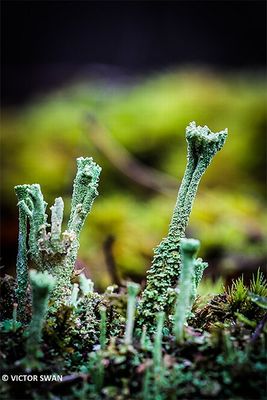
[1,0,266,106]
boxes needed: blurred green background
[1,68,266,289]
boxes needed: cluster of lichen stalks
[15,156,101,316]
[14,122,227,366]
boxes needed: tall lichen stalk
[138,122,227,328]
[14,157,101,311]
[14,185,31,318]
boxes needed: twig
[251,312,267,343]
[103,235,121,286]
[85,114,177,195]
[47,374,85,390]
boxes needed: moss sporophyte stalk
[138,122,227,328]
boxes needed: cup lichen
[138,122,227,329]
[3,122,266,399]
[14,157,101,311]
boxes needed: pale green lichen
[12,303,19,332]
[173,238,200,343]
[0,303,22,333]
[138,122,227,328]
[68,157,101,236]
[24,270,56,368]
[124,282,140,345]
[191,258,208,302]
[140,325,148,350]
[153,311,165,370]
[141,312,165,400]
[14,185,31,318]
[79,273,94,295]
[14,157,101,310]
[27,184,48,264]
[88,306,107,392]
[50,197,64,248]
[99,306,107,350]
[70,283,80,307]
[153,311,165,399]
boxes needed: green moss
[227,275,248,308]
[249,268,267,297]
[226,269,267,321]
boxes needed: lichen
[138,122,227,328]
[99,306,107,350]
[153,311,165,399]
[173,238,200,343]
[3,122,267,400]
[23,270,56,368]
[79,273,94,295]
[70,283,80,307]
[124,282,140,346]
[14,184,31,318]
[14,157,101,310]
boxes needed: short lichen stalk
[138,122,227,328]
[140,325,148,350]
[191,257,208,303]
[89,306,107,392]
[142,365,152,400]
[79,273,94,295]
[70,283,80,307]
[12,303,18,332]
[153,311,165,371]
[15,184,48,270]
[153,312,165,400]
[142,312,165,400]
[174,238,200,343]
[24,270,56,368]
[14,157,101,308]
[124,282,140,346]
[67,157,102,267]
[99,306,107,350]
